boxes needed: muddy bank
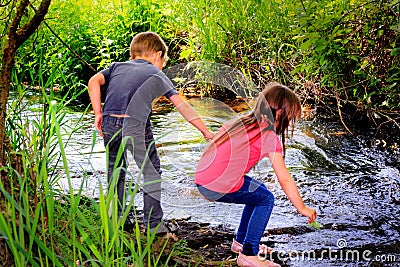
[129,216,399,267]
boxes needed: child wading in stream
[194,82,317,267]
[88,31,214,234]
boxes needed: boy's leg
[124,119,164,228]
[142,139,163,228]
[102,116,127,215]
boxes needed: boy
[88,32,213,234]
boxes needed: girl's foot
[231,239,273,254]
[237,253,280,267]
[231,239,243,253]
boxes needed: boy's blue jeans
[102,115,163,228]
[197,175,274,256]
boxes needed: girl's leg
[241,189,274,256]
[235,205,254,244]
[200,175,274,256]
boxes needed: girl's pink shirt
[194,122,282,193]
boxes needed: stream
[16,91,400,266]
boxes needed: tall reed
[0,65,174,266]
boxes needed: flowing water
[16,92,400,266]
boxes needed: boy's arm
[88,73,105,136]
[269,152,317,223]
[169,94,214,140]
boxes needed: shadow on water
[17,91,400,266]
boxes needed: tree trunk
[0,0,52,180]
[0,38,17,190]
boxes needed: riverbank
[124,213,400,266]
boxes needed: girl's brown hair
[207,82,301,155]
[130,32,168,60]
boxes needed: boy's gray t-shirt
[100,59,178,122]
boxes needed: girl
[194,82,317,267]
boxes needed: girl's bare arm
[269,152,317,222]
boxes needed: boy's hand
[94,114,103,137]
[202,130,215,141]
[300,206,317,223]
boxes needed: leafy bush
[13,0,176,103]
[170,0,399,114]
[292,0,400,112]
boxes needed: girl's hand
[300,206,317,223]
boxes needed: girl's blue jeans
[197,175,274,256]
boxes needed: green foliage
[169,0,399,112]
[290,0,400,110]
[167,0,295,83]
[13,0,175,101]
[12,0,399,113]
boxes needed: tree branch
[9,0,29,34]
[41,16,97,72]
[335,86,354,135]
[15,0,51,47]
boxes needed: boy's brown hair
[130,32,168,60]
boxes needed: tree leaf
[308,220,323,230]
